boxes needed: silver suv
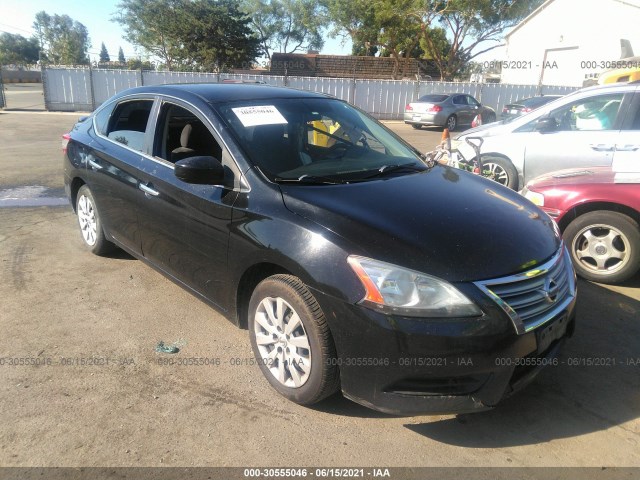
[452,82,640,190]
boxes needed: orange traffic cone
[472,114,482,128]
[441,128,451,150]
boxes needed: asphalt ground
[0,99,638,474]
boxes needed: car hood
[280,167,560,282]
[526,167,617,188]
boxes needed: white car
[452,82,640,190]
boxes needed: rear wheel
[481,156,518,190]
[411,124,422,130]
[563,211,640,284]
[248,275,339,405]
[445,115,457,131]
[75,185,115,255]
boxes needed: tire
[481,156,518,190]
[248,274,340,405]
[445,115,457,131]
[411,124,422,130]
[484,112,496,123]
[75,185,115,255]
[563,211,640,284]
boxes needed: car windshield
[215,97,425,183]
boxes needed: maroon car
[522,167,640,284]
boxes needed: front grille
[475,247,577,334]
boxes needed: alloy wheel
[253,296,312,388]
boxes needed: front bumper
[311,251,577,415]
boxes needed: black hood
[280,166,560,282]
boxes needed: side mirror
[535,117,558,132]
[174,156,225,185]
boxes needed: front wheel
[481,156,518,190]
[563,211,640,284]
[248,274,339,405]
[75,185,115,255]
[411,124,422,130]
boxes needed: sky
[0,0,352,64]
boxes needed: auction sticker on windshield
[232,105,288,127]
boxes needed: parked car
[452,82,640,190]
[64,84,576,415]
[404,93,496,131]
[500,95,562,120]
[522,167,640,284]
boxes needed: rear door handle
[589,144,616,152]
[139,183,159,197]
[88,159,103,170]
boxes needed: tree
[324,0,542,80]
[413,0,544,80]
[323,0,433,78]
[118,46,126,63]
[99,42,110,63]
[114,0,261,71]
[33,11,90,65]
[178,0,262,71]
[0,33,40,65]
[113,0,183,70]
[243,0,327,61]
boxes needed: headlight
[523,188,545,206]
[347,256,482,318]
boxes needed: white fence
[42,67,579,119]
[0,73,5,108]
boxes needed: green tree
[243,0,327,61]
[179,0,262,71]
[324,0,542,80]
[33,11,90,65]
[413,0,544,80]
[0,33,40,65]
[99,42,110,63]
[117,46,126,64]
[323,0,433,78]
[113,0,183,70]
[114,0,260,71]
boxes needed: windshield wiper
[275,174,348,185]
[356,163,426,180]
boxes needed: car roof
[112,83,328,105]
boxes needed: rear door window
[103,99,154,152]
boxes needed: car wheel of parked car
[75,185,115,255]
[481,156,518,190]
[446,115,457,131]
[484,112,496,123]
[411,124,422,130]
[563,211,640,284]
[248,274,340,404]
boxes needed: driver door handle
[139,183,159,197]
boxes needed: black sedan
[63,84,577,415]
[500,95,562,120]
